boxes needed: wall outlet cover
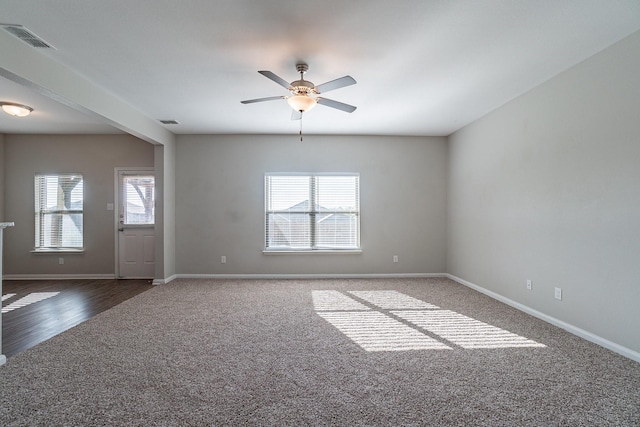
[554,287,562,300]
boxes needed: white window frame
[33,173,84,252]
[120,173,155,226]
[264,173,361,253]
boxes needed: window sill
[263,249,362,255]
[31,248,85,254]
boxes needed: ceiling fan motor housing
[291,63,317,95]
[290,79,316,95]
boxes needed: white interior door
[117,169,155,279]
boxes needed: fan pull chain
[299,111,303,142]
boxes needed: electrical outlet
[221,255,226,264]
[393,255,398,263]
[554,287,562,300]
[526,280,532,290]
[58,257,64,265]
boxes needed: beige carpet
[1,278,638,426]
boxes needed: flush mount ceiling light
[1,102,34,117]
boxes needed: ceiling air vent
[2,25,55,48]
[159,120,179,125]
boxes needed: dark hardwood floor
[2,279,154,358]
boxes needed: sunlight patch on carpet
[393,310,546,349]
[313,290,546,351]
[349,290,439,309]
[316,311,452,351]
[312,290,371,311]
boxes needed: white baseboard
[175,273,446,280]
[5,270,634,363]
[152,274,178,285]
[3,272,443,282]
[3,274,116,280]
[445,274,640,364]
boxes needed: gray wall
[164,140,177,279]
[4,134,154,275]
[0,134,4,221]
[176,134,448,275]
[154,141,177,282]
[447,31,640,353]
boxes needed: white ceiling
[1,0,640,137]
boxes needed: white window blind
[122,175,155,225]
[34,174,84,249]
[265,174,360,250]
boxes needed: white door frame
[114,167,154,278]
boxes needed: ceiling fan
[241,63,357,120]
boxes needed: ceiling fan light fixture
[287,94,317,113]
[1,102,33,117]
[241,63,356,118]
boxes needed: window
[34,174,83,250]
[121,174,155,225]
[265,173,360,251]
